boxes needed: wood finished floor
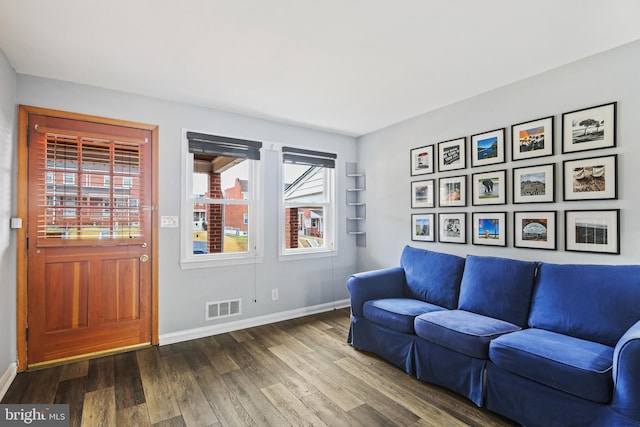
[2,308,517,426]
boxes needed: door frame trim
[16,105,159,372]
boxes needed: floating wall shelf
[346,162,366,247]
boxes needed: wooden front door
[25,111,155,367]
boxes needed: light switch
[10,218,22,229]
[160,216,179,228]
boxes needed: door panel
[44,260,90,331]
[102,257,141,323]
[26,112,153,366]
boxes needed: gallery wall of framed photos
[409,101,620,255]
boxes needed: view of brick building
[223,178,249,235]
[43,137,141,240]
[192,161,248,254]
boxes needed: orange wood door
[26,113,153,366]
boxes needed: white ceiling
[2,1,640,137]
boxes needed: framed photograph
[438,212,466,244]
[563,154,617,201]
[511,116,554,160]
[565,209,620,254]
[471,128,505,167]
[411,180,435,208]
[412,213,435,242]
[438,175,467,207]
[514,211,557,250]
[562,102,616,153]
[472,212,507,247]
[410,145,434,176]
[472,169,506,205]
[513,163,555,204]
[437,137,466,172]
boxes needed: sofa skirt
[348,316,416,375]
[414,337,486,406]
[484,362,616,427]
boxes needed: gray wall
[5,37,640,377]
[0,50,17,383]
[358,40,640,271]
[15,75,358,341]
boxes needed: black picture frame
[511,116,554,161]
[438,175,467,207]
[471,128,506,167]
[472,169,507,205]
[412,213,436,242]
[438,212,467,244]
[472,211,507,247]
[562,102,616,154]
[411,180,435,208]
[513,210,557,250]
[565,209,620,254]
[513,163,555,204]
[437,137,467,172]
[410,145,434,176]
[563,154,617,201]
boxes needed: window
[39,133,145,241]
[63,172,75,185]
[281,147,336,257]
[182,131,262,267]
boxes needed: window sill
[180,254,264,269]
[278,248,337,262]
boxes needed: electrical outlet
[271,288,279,301]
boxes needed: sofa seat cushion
[489,328,614,403]
[414,310,521,359]
[363,298,446,334]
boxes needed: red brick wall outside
[208,172,223,253]
[285,207,299,248]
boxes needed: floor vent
[206,298,241,321]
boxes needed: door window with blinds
[182,131,262,266]
[281,147,336,256]
[37,129,146,242]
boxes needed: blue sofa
[347,246,640,427]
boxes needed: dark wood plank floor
[2,308,517,426]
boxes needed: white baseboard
[160,299,350,345]
[0,362,17,401]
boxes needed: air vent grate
[206,298,241,320]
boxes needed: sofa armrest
[611,319,640,420]
[347,267,405,317]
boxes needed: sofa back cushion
[400,246,465,309]
[529,263,640,347]
[458,255,537,327]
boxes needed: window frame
[279,146,337,260]
[180,129,263,269]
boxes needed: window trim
[180,129,263,269]
[279,146,337,261]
